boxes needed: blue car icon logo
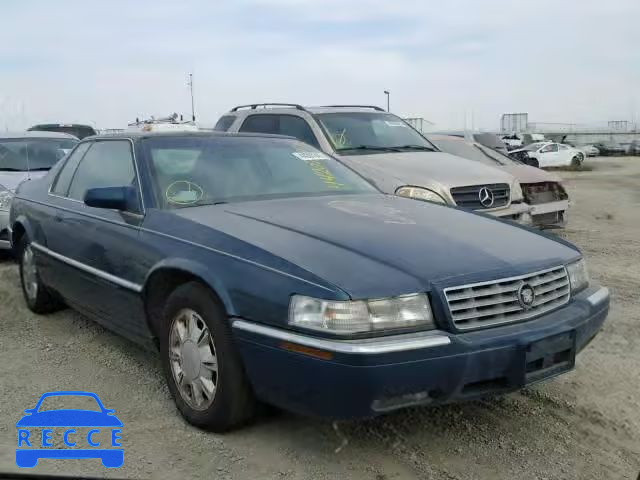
[16,391,123,468]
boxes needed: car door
[538,143,559,167]
[557,144,573,166]
[43,139,150,342]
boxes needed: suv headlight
[567,259,589,293]
[289,293,435,335]
[511,181,523,202]
[0,185,14,211]
[395,186,447,204]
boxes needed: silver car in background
[428,134,569,228]
[0,131,78,249]
[217,104,530,222]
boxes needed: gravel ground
[0,156,638,479]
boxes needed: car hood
[336,151,515,192]
[0,171,47,192]
[500,164,561,184]
[175,194,579,299]
[16,410,123,427]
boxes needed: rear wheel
[159,282,256,431]
[18,237,63,314]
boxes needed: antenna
[187,73,196,122]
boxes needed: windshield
[315,112,436,153]
[36,395,102,413]
[0,138,78,171]
[143,136,376,208]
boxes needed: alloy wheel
[168,308,218,410]
[22,245,39,302]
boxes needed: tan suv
[215,104,532,222]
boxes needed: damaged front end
[521,182,570,228]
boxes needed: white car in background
[511,142,585,168]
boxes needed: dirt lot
[0,157,638,480]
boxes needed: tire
[571,155,582,167]
[18,237,64,314]
[159,281,256,432]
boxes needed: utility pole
[188,73,196,122]
[383,90,390,112]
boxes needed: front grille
[450,184,510,210]
[444,266,570,331]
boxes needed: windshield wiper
[391,144,436,151]
[337,145,402,152]
[0,167,23,171]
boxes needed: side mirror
[84,186,139,212]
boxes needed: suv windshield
[143,136,376,208]
[0,138,78,171]
[315,112,436,153]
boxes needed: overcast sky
[1,0,638,130]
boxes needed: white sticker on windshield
[292,152,330,161]
[385,121,407,127]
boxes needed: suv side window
[240,114,320,147]
[214,115,236,132]
[278,116,320,147]
[239,115,278,134]
[51,142,92,196]
[68,140,138,205]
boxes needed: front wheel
[159,282,256,432]
[18,237,63,314]
[571,154,583,167]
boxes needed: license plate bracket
[524,331,576,385]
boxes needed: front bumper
[0,210,10,250]
[233,286,609,419]
[485,201,532,224]
[530,199,570,228]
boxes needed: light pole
[188,73,196,122]
[383,90,390,112]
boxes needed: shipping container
[500,113,528,133]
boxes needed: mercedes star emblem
[478,187,495,208]
[517,283,536,309]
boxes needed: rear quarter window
[214,116,237,132]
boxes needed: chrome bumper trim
[232,320,451,354]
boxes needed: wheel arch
[141,258,236,340]
[10,215,35,254]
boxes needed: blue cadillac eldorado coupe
[9,131,609,431]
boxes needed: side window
[278,115,320,147]
[239,115,278,134]
[213,115,236,132]
[68,141,137,203]
[540,144,557,153]
[51,142,92,195]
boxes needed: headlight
[567,259,589,293]
[0,185,14,211]
[288,293,435,335]
[511,181,523,202]
[395,186,447,204]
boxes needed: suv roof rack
[322,105,386,112]
[230,103,308,112]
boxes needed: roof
[83,130,296,141]
[29,123,94,129]
[0,131,79,140]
